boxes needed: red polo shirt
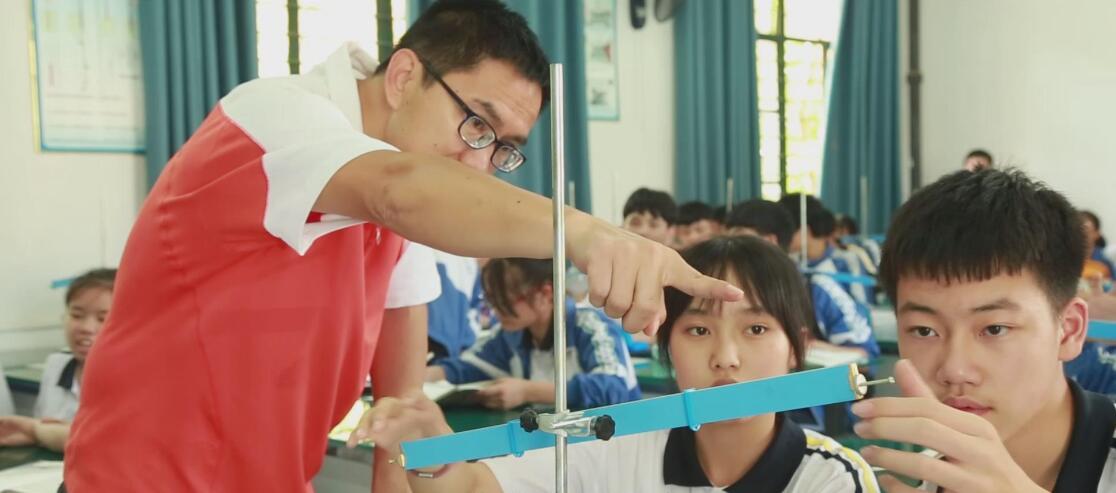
[65,44,439,492]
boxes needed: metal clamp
[519,408,615,441]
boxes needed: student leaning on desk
[0,269,115,453]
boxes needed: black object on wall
[631,0,647,29]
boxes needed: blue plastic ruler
[401,364,864,470]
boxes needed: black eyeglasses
[418,58,527,173]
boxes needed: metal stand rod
[549,62,569,493]
[799,192,808,270]
[859,176,869,236]
[726,177,735,212]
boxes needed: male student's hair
[777,194,836,238]
[623,188,678,224]
[677,201,716,226]
[835,214,860,236]
[65,268,117,305]
[657,236,810,371]
[725,199,796,250]
[879,169,1085,311]
[1081,210,1108,249]
[375,0,550,110]
[966,148,994,164]
[712,205,727,225]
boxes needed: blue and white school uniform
[437,300,640,409]
[426,250,483,360]
[810,275,880,359]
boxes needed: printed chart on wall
[584,0,619,120]
[31,0,144,152]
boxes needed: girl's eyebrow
[681,305,765,316]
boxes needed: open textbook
[422,380,493,407]
[0,460,64,493]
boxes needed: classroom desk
[0,446,62,471]
[5,365,42,394]
[871,305,899,354]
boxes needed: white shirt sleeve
[221,79,398,255]
[385,242,441,309]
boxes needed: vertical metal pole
[908,0,923,191]
[286,0,300,74]
[726,177,735,212]
[799,192,808,270]
[859,176,869,236]
[549,63,569,493]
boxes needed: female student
[425,258,640,410]
[367,236,878,492]
[0,268,116,452]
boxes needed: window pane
[784,0,841,41]
[299,0,379,71]
[759,111,781,185]
[754,0,778,36]
[761,183,783,201]
[783,40,827,196]
[256,0,289,77]
[391,0,409,45]
[756,40,779,112]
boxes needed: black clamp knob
[519,408,539,432]
[593,415,615,441]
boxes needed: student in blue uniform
[726,199,878,361]
[425,257,640,410]
[780,194,876,306]
[426,251,483,362]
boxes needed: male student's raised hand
[569,218,744,335]
[850,360,1045,493]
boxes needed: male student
[621,188,678,246]
[779,194,875,306]
[62,2,742,491]
[854,169,1116,492]
[674,201,720,249]
[963,148,994,171]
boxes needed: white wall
[587,11,675,224]
[0,0,144,349]
[918,0,1116,227]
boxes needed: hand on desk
[851,360,1044,493]
[0,415,37,447]
[477,378,550,410]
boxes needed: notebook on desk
[804,346,869,368]
[423,380,492,407]
[0,460,63,493]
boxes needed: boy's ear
[1056,297,1089,362]
[382,48,421,110]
